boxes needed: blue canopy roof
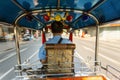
[0,0,120,30]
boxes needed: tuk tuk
[0,0,120,80]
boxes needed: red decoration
[47,26,51,29]
[43,15,50,21]
[42,31,46,44]
[66,15,73,21]
[64,26,70,29]
[69,32,73,42]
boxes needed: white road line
[0,67,14,80]
[83,45,120,57]
[0,50,39,80]
[0,48,27,63]
[75,51,84,60]
[23,50,39,64]
[83,46,94,52]
[99,54,120,66]
[82,46,120,66]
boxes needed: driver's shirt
[38,36,72,60]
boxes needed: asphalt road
[73,37,120,79]
[0,39,42,80]
[0,37,120,80]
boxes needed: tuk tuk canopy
[0,0,120,30]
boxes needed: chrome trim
[14,26,21,65]
[12,0,26,11]
[87,13,99,71]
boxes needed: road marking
[75,51,84,60]
[83,44,120,57]
[99,54,120,66]
[23,50,39,64]
[0,48,28,63]
[0,67,14,80]
[0,50,39,80]
[83,46,94,52]
[0,48,28,79]
[82,46,120,66]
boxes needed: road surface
[0,37,120,80]
[74,37,120,79]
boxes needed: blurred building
[82,21,120,40]
[0,23,14,41]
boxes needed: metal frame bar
[95,24,99,64]
[89,0,106,12]
[14,8,100,72]
[12,0,44,26]
[87,13,99,71]
[106,65,120,79]
[14,25,22,76]
[72,14,83,24]
[14,26,21,65]
[32,15,45,26]
[12,0,26,11]
[57,0,60,10]
[72,0,106,25]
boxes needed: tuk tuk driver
[38,21,72,65]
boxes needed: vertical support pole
[57,0,60,10]
[14,26,22,75]
[87,13,99,73]
[69,32,73,42]
[14,26,21,64]
[94,25,99,71]
[42,31,46,44]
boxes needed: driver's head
[51,21,63,33]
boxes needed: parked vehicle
[22,34,31,41]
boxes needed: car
[23,34,31,41]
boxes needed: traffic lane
[74,37,120,50]
[74,38,120,53]
[77,41,120,66]
[0,48,16,61]
[0,43,29,63]
[0,52,17,80]
[0,40,41,64]
[0,40,41,80]
[73,39,96,61]
[73,38,120,72]
[80,44,120,69]
[0,48,28,80]
[1,70,15,80]
[73,38,120,61]
[0,46,40,79]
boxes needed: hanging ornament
[43,14,50,21]
[46,25,51,29]
[55,14,62,21]
[66,15,73,21]
[64,26,70,29]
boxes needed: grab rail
[101,65,120,80]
